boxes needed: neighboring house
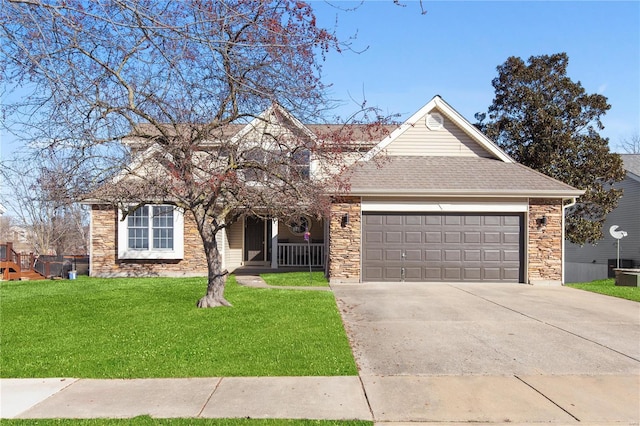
[87,95,582,285]
[565,154,640,282]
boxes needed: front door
[244,217,265,263]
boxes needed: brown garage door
[362,213,524,282]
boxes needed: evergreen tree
[484,53,625,244]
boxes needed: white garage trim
[361,200,528,213]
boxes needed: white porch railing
[277,243,324,267]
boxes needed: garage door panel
[362,213,523,283]
[385,249,403,261]
[484,268,501,280]
[464,268,481,280]
[365,231,383,243]
[444,250,461,261]
[445,232,461,243]
[425,250,441,261]
[464,215,481,225]
[445,216,462,225]
[365,215,384,226]
[425,232,441,243]
[384,267,403,280]
[483,216,501,226]
[503,232,520,244]
[364,267,383,280]
[484,232,501,244]
[464,250,481,261]
[405,215,422,225]
[426,216,442,225]
[503,268,520,280]
[405,249,422,261]
[424,268,442,279]
[484,250,501,262]
[385,215,403,225]
[365,248,383,261]
[405,267,422,280]
[405,231,422,243]
[444,268,461,280]
[386,231,402,243]
[464,232,481,243]
[503,249,520,262]
[504,216,521,226]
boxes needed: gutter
[345,189,585,198]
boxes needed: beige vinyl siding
[225,220,244,271]
[385,112,493,158]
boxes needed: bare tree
[1,0,384,307]
[619,134,640,154]
[0,150,89,255]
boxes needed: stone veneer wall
[328,197,361,283]
[528,198,563,285]
[90,205,208,277]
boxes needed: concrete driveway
[333,282,640,424]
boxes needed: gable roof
[346,95,583,199]
[231,103,317,145]
[346,156,583,198]
[362,95,513,163]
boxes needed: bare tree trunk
[194,208,232,308]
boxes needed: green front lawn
[0,276,357,378]
[261,271,329,287]
[567,278,640,302]
[3,418,371,426]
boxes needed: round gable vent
[426,112,444,130]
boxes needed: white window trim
[118,205,185,260]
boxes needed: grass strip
[567,278,640,302]
[260,271,329,287]
[0,276,356,378]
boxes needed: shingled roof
[346,156,583,197]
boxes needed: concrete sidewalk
[1,376,370,420]
[2,374,638,424]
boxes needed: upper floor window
[291,149,310,179]
[118,204,184,259]
[242,147,311,183]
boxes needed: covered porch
[225,216,326,271]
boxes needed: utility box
[608,259,633,278]
[614,269,640,287]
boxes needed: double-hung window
[118,204,184,259]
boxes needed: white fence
[277,243,324,267]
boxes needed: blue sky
[312,1,640,151]
[1,1,637,156]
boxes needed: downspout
[562,197,578,285]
